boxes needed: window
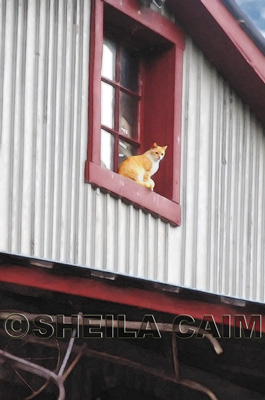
[101,37,140,171]
[85,0,185,226]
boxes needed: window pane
[102,38,116,81]
[119,139,138,167]
[119,91,138,139]
[101,130,114,170]
[101,82,115,129]
[121,47,139,92]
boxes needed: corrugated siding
[0,0,171,283]
[179,37,265,301]
[0,1,265,302]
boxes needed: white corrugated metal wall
[180,36,265,301]
[0,0,265,302]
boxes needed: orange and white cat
[118,142,167,190]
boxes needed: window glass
[119,139,138,167]
[101,130,115,170]
[102,38,116,81]
[120,47,139,92]
[119,91,138,139]
[101,82,115,129]
[100,36,141,172]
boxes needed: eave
[1,252,265,333]
[167,0,265,126]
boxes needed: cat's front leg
[144,178,155,190]
[143,173,155,190]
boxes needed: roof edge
[166,0,265,126]
[222,0,265,56]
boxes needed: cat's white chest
[147,154,160,177]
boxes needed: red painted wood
[85,0,185,225]
[1,264,265,332]
[104,0,185,48]
[86,161,181,226]
[143,45,183,201]
[87,0,103,165]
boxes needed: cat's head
[149,142,168,161]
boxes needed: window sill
[85,161,181,226]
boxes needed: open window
[85,0,185,226]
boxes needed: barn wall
[0,0,265,301]
[0,0,172,283]
[179,36,265,301]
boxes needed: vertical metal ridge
[30,0,40,255]
[47,0,59,257]
[238,106,248,298]
[235,102,245,298]
[39,0,51,258]
[113,197,119,272]
[79,0,90,268]
[7,1,19,251]
[251,119,260,300]
[180,36,190,286]
[206,68,215,292]
[102,193,108,270]
[245,114,254,299]
[134,208,140,277]
[73,0,84,264]
[153,218,159,280]
[128,205,136,276]
[147,214,154,279]
[137,209,145,279]
[81,186,89,266]
[144,214,149,278]
[65,0,77,262]
[125,204,131,275]
[223,88,233,295]
[218,83,228,293]
[90,187,97,268]
[259,128,265,302]
[231,101,241,296]
[213,76,222,293]
[192,49,202,288]
[55,0,67,260]
[17,0,28,253]
[0,0,6,147]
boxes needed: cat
[118,142,167,190]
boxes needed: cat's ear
[164,145,168,151]
[152,142,158,148]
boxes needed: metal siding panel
[181,41,199,288]
[1,4,265,302]
[251,118,260,300]
[206,67,215,293]
[258,141,265,301]
[7,0,19,252]
[0,0,7,148]
[196,53,212,291]
[179,34,189,287]
[180,37,265,301]
[231,99,241,297]
[30,0,40,256]
[0,0,8,251]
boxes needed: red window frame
[101,37,141,172]
[85,0,185,226]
